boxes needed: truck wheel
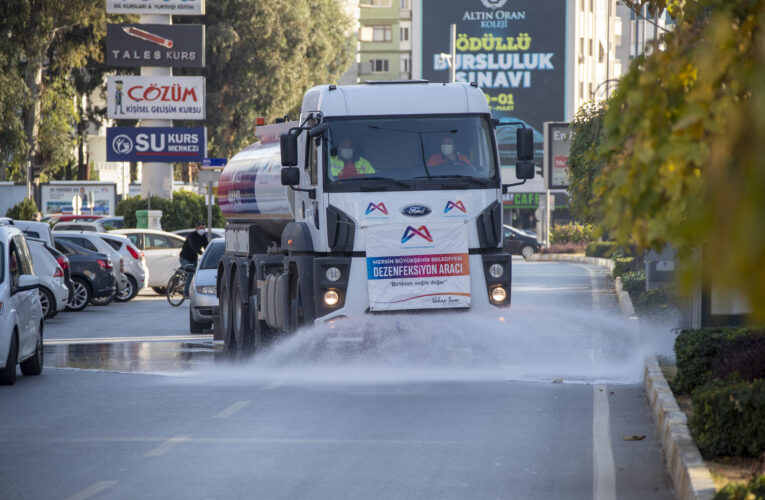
[219,277,235,352]
[232,275,254,354]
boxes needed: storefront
[502,191,571,232]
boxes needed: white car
[26,238,69,319]
[9,220,54,245]
[111,229,185,292]
[53,231,129,304]
[99,233,149,302]
[189,238,225,333]
[0,224,44,385]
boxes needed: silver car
[99,233,149,302]
[53,231,129,304]
[26,238,69,319]
[189,239,225,333]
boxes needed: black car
[503,225,541,260]
[53,238,116,312]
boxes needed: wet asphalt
[0,259,677,500]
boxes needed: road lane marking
[45,335,213,345]
[64,480,118,500]
[213,400,251,418]
[144,435,191,457]
[260,381,283,390]
[593,384,616,500]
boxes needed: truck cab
[216,81,534,352]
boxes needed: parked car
[173,228,225,240]
[26,238,69,319]
[53,231,129,304]
[53,239,116,312]
[503,224,542,260]
[97,216,124,230]
[9,220,54,246]
[189,238,225,333]
[50,214,103,223]
[111,229,185,293]
[53,222,102,232]
[99,233,148,302]
[41,241,74,305]
[0,223,44,385]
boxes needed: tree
[0,0,105,181]
[5,198,39,220]
[188,0,354,158]
[567,101,606,225]
[0,52,30,182]
[577,0,765,318]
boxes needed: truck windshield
[323,115,497,191]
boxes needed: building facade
[358,0,413,81]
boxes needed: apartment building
[358,0,413,81]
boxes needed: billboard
[107,76,205,120]
[107,24,205,68]
[107,127,207,162]
[422,0,567,172]
[106,0,204,15]
[41,183,117,216]
[544,122,572,189]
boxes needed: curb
[530,253,716,499]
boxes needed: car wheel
[0,331,18,385]
[91,293,114,306]
[66,278,90,312]
[20,322,43,376]
[189,306,205,334]
[115,276,138,302]
[39,287,56,319]
[521,245,536,260]
[152,286,167,296]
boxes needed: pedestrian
[179,221,207,298]
[31,212,42,222]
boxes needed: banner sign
[106,0,205,15]
[544,122,571,189]
[107,127,206,162]
[365,222,470,311]
[107,24,205,68]
[422,0,566,169]
[41,183,117,216]
[107,76,205,120]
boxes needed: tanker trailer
[216,81,535,354]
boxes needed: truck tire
[219,276,235,352]
[232,274,254,353]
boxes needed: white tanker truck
[215,81,535,353]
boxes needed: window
[589,38,593,56]
[372,25,392,42]
[400,26,409,42]
[400,0,410,8]
[370,59,389,72]
[125,233,142,249]
[579,82,584,99]
[104,238,122,251]
[145,234,172,249]
[61,237,98,252]
[400,56,410,73]
[169,236,184,248]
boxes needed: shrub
[613,257,643,277]
[620,270,646,296]
[712,336,765,383]
[713,475,765,500]
[116,191,224,231]
[5,197,39,220]
[691,376,765,458]
[633,286,677,317]
[674,326,764,394]
[586,241,619,258]
[540,242,587,254]
[550,223,595,244]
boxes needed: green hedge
[585,241,619,258]
[550,223,595,244]
[5,197,39,220]
[691,376,765,458]
[620,270,646,296]
[713,475,765,499]
[116,190,224,232]
[613,257,642,277]
[674,327,763,394]
[633,286,677,317]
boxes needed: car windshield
[323,114,497,191]
[200,242,225,270]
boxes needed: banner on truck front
[365,222,471,311]
[107,76,205,120]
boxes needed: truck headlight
[490,286,507,304]
[489,263,504,278]
[196,285,217,295]
[324,290,340,306]
[326,266,341,282]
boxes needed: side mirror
[280,133,298,167]
[309,123,329,137]
[281,167,300,186]
[13,274,40,294]
[517,128,533,161]
[515,161,535,180]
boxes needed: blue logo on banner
[107,127,206,162]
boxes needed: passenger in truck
[329,138,376,180]
[427,135,469,166]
